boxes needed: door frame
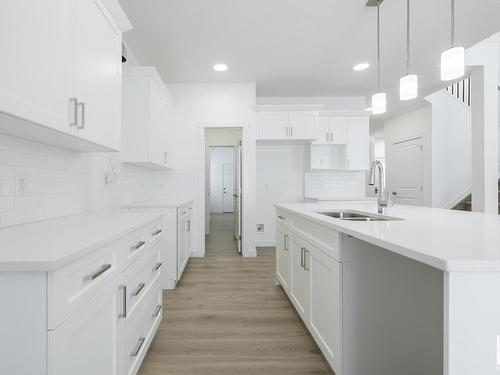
[195,123,256,257]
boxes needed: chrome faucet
[368,160,392,214]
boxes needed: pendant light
[372,0,386,115]
[441,0,464,81]
[400,0,418,100]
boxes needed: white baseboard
[190,251,204,258]
[256,240,276,247]
[243,248,257,257]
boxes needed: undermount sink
[317,210,403,222]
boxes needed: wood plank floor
[139,213,334,375]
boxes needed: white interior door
[233,144,243,254]
[222,164,234,213]
[391,138,424,206]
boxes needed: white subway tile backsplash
[305,171,366,199]
[0,132,186,228]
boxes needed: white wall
[256,96,366,110]
[256,145,305,246]
[426,91,472,208]
[167,83,257,257]
[209,147,234,213]
[384,105,433,206]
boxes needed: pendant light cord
[377,0,381,91]
[451,0,455,47]
[406,0,410,74]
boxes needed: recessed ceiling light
[213,63,229,72]
[353,62,370,71]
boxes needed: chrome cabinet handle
[187,220,191,232]
[330,132,333,143]
[131,240,146,252]
[277,215,286,221]
[76,102,85,129]
[83,264,111,281]
[300,247,305,268]
[153,262,162,272]
[152,305,162,318]
[163,152,168,164]
[133,283,146,297]
[69,98,78,127]
[290,126,293,137]
[284,234,288,251]
[118,285,127,318]
[152,229,162,237]
[130,337,146,357]
[304,249,310,271]
[286,126,289,137]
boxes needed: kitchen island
[275,201,500,375]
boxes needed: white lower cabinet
[276,224,290,290]
[276,211,341,374]
[47,284,119,375]
[309,246,341,374]
[289,234,310,319]
[0,218,163,375]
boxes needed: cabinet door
[330,117,348,144]
[177,219,187,280]
[164,103,175,169]
[309,247,341,374]
[289,111,317,140]
[313,117,331,145]
[347,116,370,170]
[149,82,169,166]
[276,226,290,291]
[0,0,73,133]
[74,0,122,149]
[258,112,289,139]
[48,285,118,375]
[289,235,310,320]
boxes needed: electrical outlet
[16,173,29,196]
[257,224,264,232]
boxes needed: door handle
[76,102,85,129]
[69,98,78,127]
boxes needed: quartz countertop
[0,209,163,271]
[275,201,500,272]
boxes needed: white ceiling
[119,0,500,113]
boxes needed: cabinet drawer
[123,223,153,270]
[48,242,119,329]
[291,215,340,261]
[121,278,162,375]
[121,245,161,329]
[149,221,163,249]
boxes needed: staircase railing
[444,76,471,107]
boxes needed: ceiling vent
[366,0,384,6]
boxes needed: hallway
[138,213,333,374]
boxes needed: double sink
[317,210,403,222]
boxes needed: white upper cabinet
[313,116,347,145]
[257,110,317,140]
[310,115,369,171]
[289,111,317,139]
[73,0,123,150]
[258,111,290,139]
[122,67,175,170]
[0,0,130,152]
[346,116,369,170]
